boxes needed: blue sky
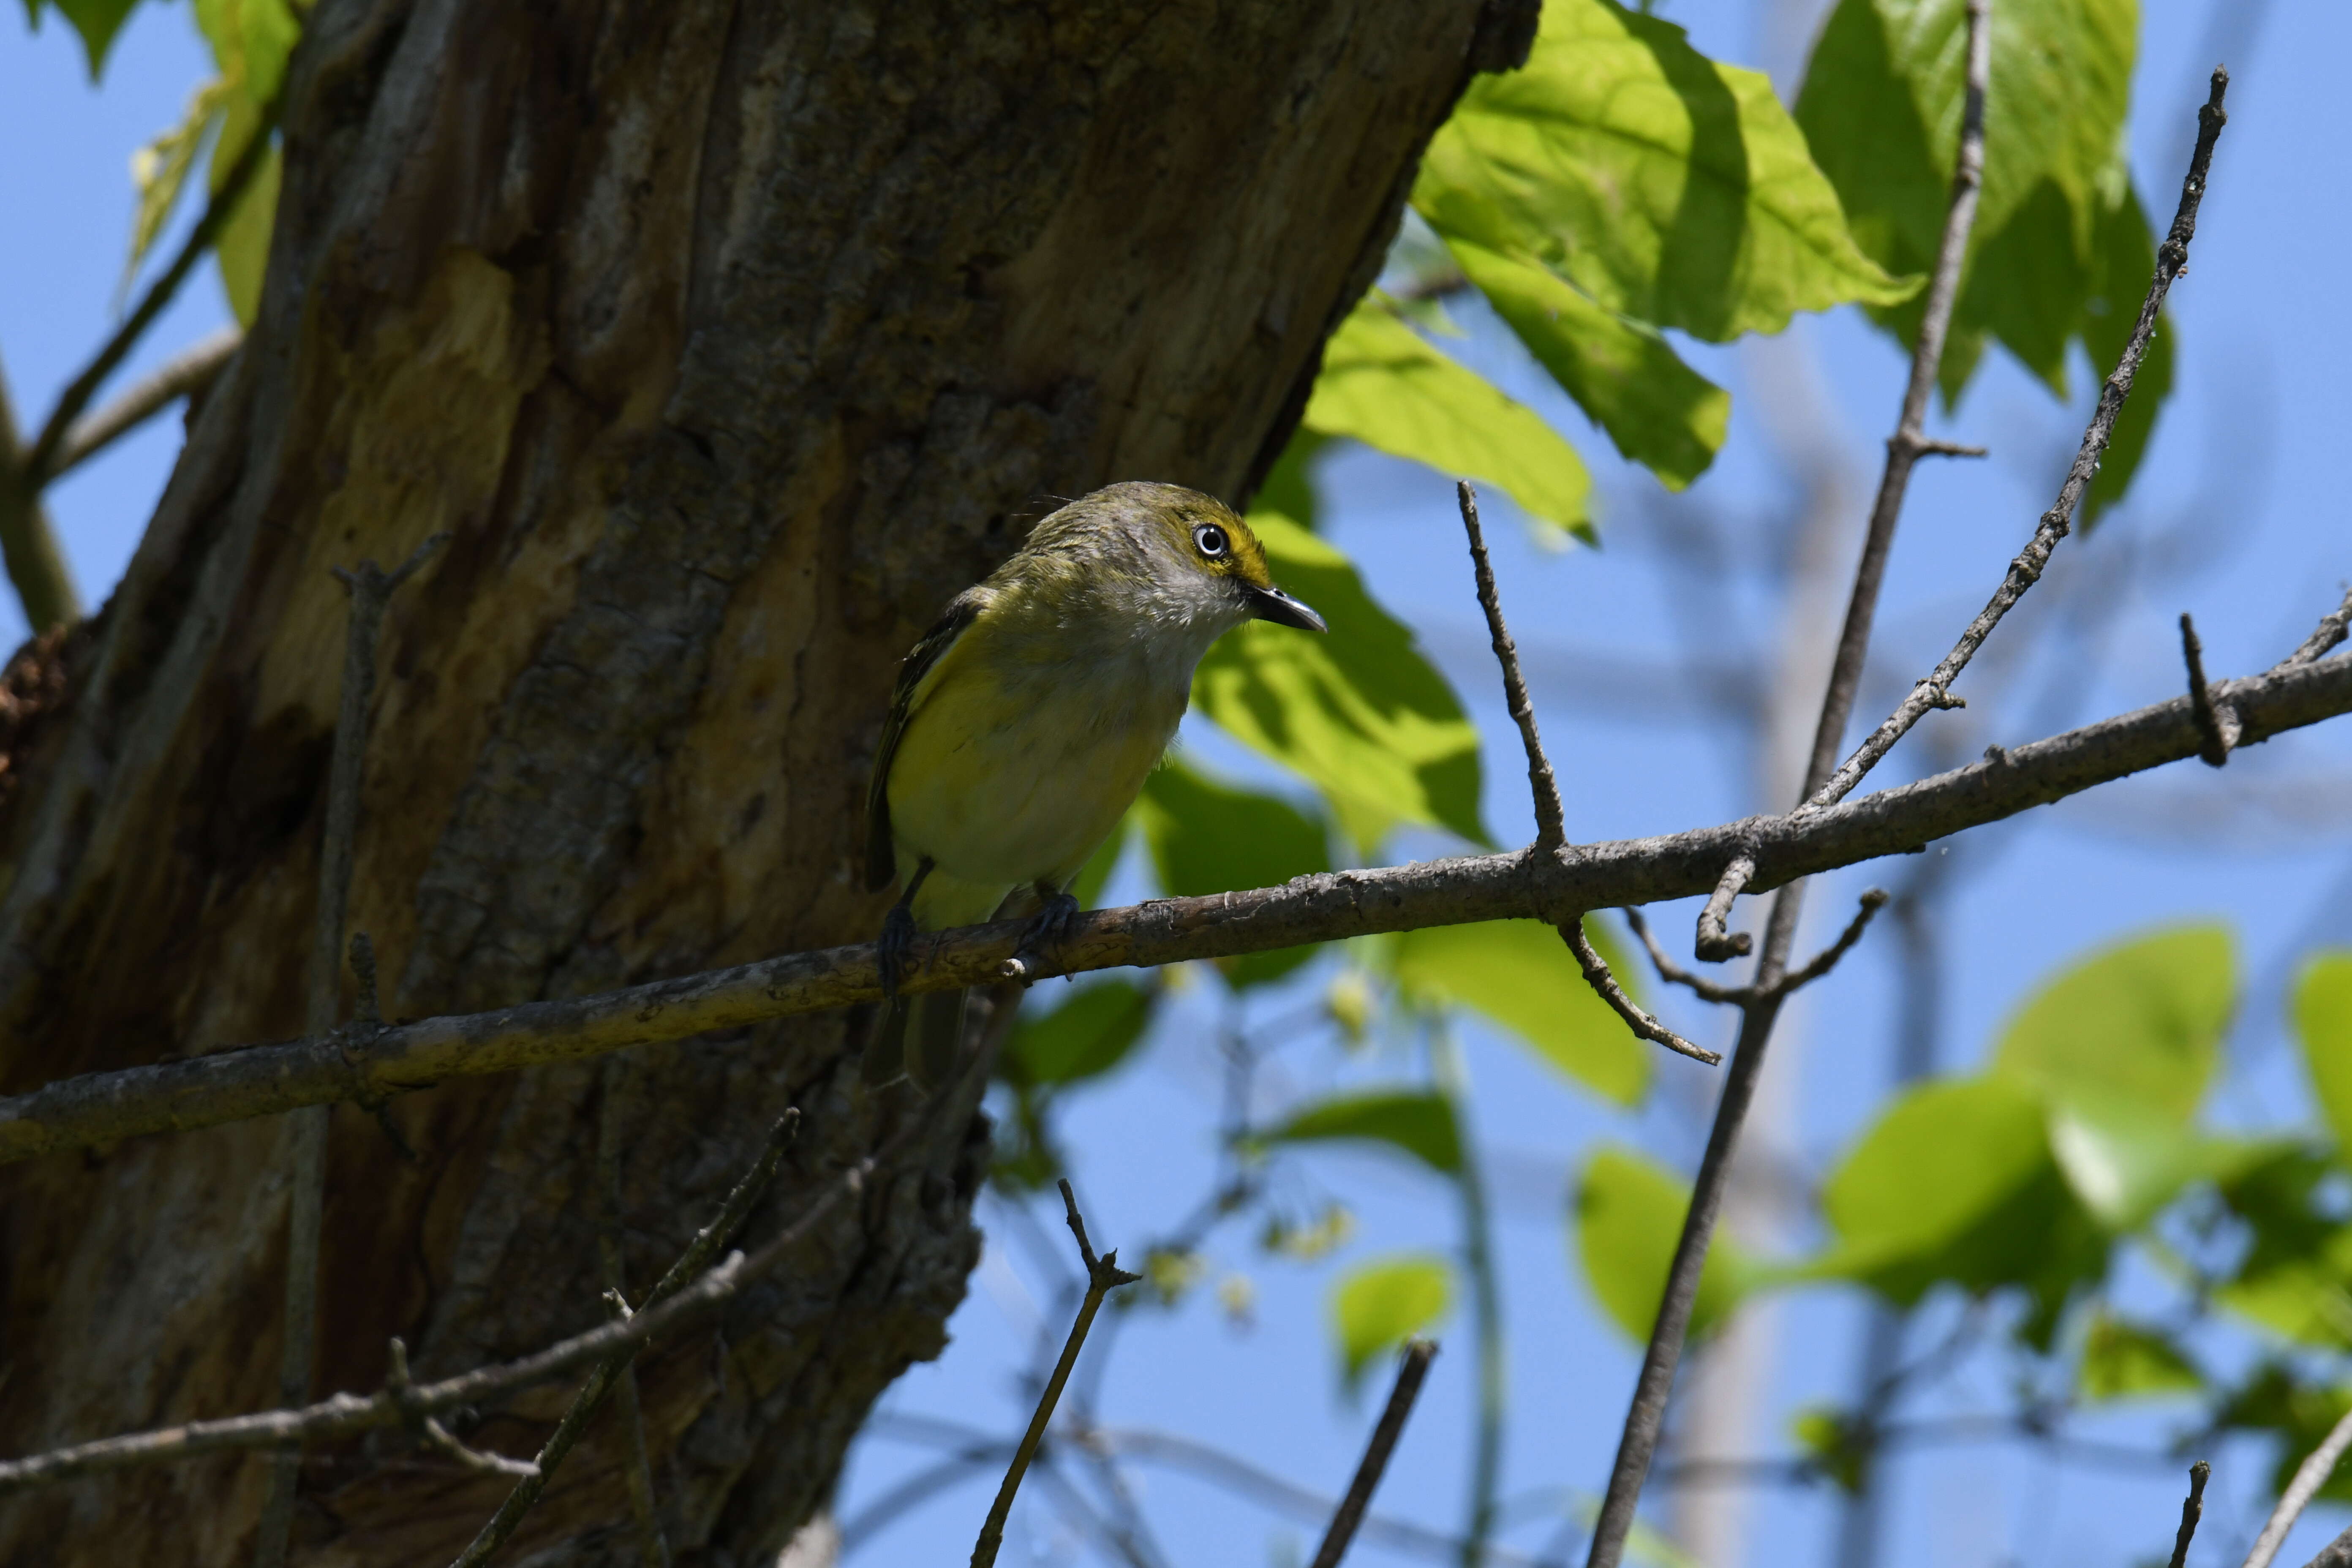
[5,2,2348,1566]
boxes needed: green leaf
[1796,0,2145,409]
[2211,1147,2352,1349]
[193,0,301,103]
[1005,980,1155,1088]
[1252,429,1331,533]
[1445,237,1729,490]
[213,137,280,327]
[1136,762,1328,988]
[1192,512,1487,851]
[1811,1077,2110,1341]
[1301,302,1592,544]
[1418,0,1915,345]
[124,79,233,292]
[1260,1089,1461,1175]
[1330,1254,1451,1388]
[2295,953,2352,1155]
[2078,1311,2200,1402]
[1789,1405,1868,1493]
[2215,1367,2352,1506]
[28,0,142,77]
[1391,919,1649,1107]
[2044,1101,2259,1232]
[1988,924,2234,1124]
[1573,1146,1751,1342]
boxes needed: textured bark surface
[0,0,1527,1561]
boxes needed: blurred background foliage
[8,0,2349,1563]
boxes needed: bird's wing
[864,591,983,891]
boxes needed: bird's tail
[862,870,1007,1090]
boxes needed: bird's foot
[1013,890,1083,979]
[878,900,919,999]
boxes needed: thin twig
[2277,586,2352,669]
[50,327,242,482]
[1694,855,1756,961]
[596,1055,670,1568]
[1590,10,2001,1567]
[254,532,446,1568]
[1458,480,1566,850]
[2171,1461,2210,1568]
[1309,1340,1438,1568]
[388,1338,542,1479]
[971,1181,1141,1568]
[1560,920,1721,1065]
[2244,1406,2352,1568]
[2181,613,2240,765]
[0,357,79,632]
[3,644,2350,1168]
[19,105,278,489]
[1773,890,1892,998]
[1621,907,1751,1005]
[449,1108,802,1568]
[1799,65,2230,821]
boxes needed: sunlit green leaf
[1136,762,1328,988]
[1301,302,1592,543]
[2295,953,2352,1155]
[1445,237,1729,490]
[1005,980,1155,1088]
[124,78,232,293]
[1193,512,1486,851]
[193,0,301,103]
[1574,1145,1752,1342]
[1988,924,2234,1125]
[1260,1089,1461,1176]
[2212,1146,2352,1349]
[212,138,280,327]
[1391,919,1649,1107]
[2045,1101,2261,1231]
[1811,1078,2109,1340]
[1796,0,2148,420]
[2078,1311,2200,1402]
[1419,0,1916,345]
[27,0,142,77]
[1330,1254,1451,1388]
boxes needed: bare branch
[1802,65,2231,819]
[1913,439,1989,459]
[2180,612,2241,765]
[49,327,242,482]
[971,1180,1141,1568]
[2245,1407,2352,1568]
[1310,1339,1438,1568]
[0,1109,804,1498]
[1622,906,1750,1005]
[18,106,278,490]
[2299,1524,2352,1568]
[1,642,2349,1167]
[597,1055,671,1568]
[2279,586,2352,669]
[448,1108,800,1567]
[1560,920,1721,1066]
[387,1338,542,1479]
[1459,479,1566,850]
[256,534,447,1568]
[2170,1461,2210,1568]
[1772,890,1892,999]
[1594,10,2001,1567]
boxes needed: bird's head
[1067,481,1326,634]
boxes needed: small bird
[864,480,1326,1086]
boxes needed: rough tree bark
[0,1,1536,1561]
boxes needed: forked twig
[1775,890,1892,998]
[449,1109,801,1568]
[1560,920,1720,1066]
[2276,586,2352,669]
[387,1339,539,1479]
[1309,1339,1439,1568]
[2244,1407,2352,1568]
[971,1181,1141,1568]
[255,531,449,1568]
[1457,480,1566,850]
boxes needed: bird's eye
[1193,522,1229,559]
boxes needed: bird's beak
[1244,584,1327,633]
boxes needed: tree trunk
[0,0,1532,1561]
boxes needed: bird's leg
[1018,879,1083,968]
[878,857,934,999]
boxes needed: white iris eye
[1193,522,1229,558]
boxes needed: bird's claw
[878,901,919,999]
[1014,891,1083,978]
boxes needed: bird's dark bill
[1246,585,1327,633]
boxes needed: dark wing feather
[864,593,983,891]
